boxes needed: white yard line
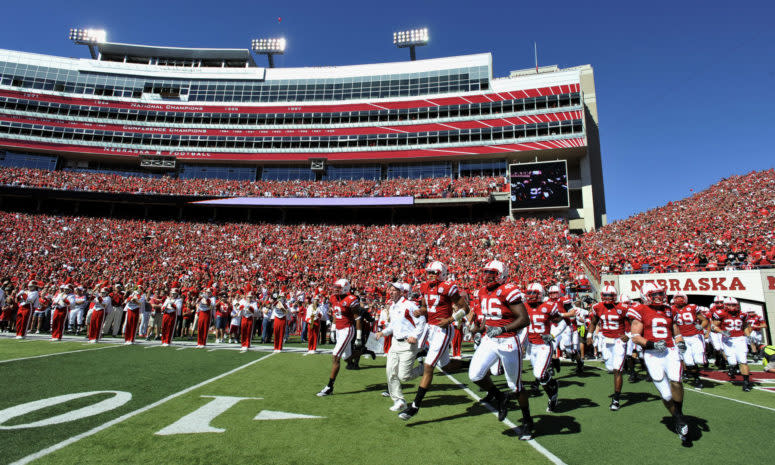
[0,345,121,364]
[440,370,567,465]
[687,386,775,412]
[11,352,276,465]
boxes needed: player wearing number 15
[588,285,628,411]
[526,282,565,415]
[398,261,469,421]
[628,283,690,445]
[467,261,534,440]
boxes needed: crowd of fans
[578,169,775,278]
[0,167,508,199]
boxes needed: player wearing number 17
[467,261,534,440]
[398,261,469,421]
[628,283,690,446]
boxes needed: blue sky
[1,0,773,221]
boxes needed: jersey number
[425,294,440,313]
[724,319,743,331]
[529,314,546,333]
[600,315,620,330]
[482,298,503,321]
[651,318,669,339]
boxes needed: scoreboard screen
[509,160,569,211]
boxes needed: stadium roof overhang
[96,42,256,67]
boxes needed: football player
[588,285,628,410]
[671,292,709,388]
[526,282,565,415]
[707,296,727,369]
[317,278,363,397]
[399,261,469,421]
[467,261,534,440]
[628,283,690,445]
[712,297,753,391]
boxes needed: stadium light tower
[251,38,286,68]
[69,28,107,59]
[393,27,428,61]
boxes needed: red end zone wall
[601,269,775,344]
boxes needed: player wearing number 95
[398,261,469,421]
[628,283,690,446]
[467,260,534,440]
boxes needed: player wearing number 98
[628,283,690,446]
[398,261,469,421]
[467,261,534,440]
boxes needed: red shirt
[671,304,702,337]
[627,303,675,347]
[420,280,460,326]
[477,283,523,338]
[528,300,561,345]
[712,309,748,337]
[591,302,627,338]
[330,294,359,330]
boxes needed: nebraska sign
[614,270,764,301]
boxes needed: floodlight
[69,28,107,45]
[393,27,428,60]
[250,37,286,68]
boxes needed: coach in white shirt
[376,282,426,412]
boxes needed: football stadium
[1,22,774,465]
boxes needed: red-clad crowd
[578,169,775,279]
[0,167,507,199]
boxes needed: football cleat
[547,394,558,413]
[398,403,419,421]
[381,391,391,397]
[481,391,497,404]
[389,400,407,412]
[727,368,736,379]
[742,381,752,392]
[497,392,509,421]
[316,386,333,397]
[516,421,535,441]
[676,419,689,443]
[609,399,620,411]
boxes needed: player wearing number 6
[398,261,469,421]
[628,283,690,446]
[467,261,533,440]
[588,285,628,411]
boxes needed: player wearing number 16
[628,283,690,446]
[398,261,469,421]
[467,261,534,440]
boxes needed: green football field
[0,335,773,465]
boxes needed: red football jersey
[528,300,561,344]
[470,288,484,324]
[672,304,702,337]
[591,302,626,338]
[713,309,748,337]
[627,303,675,347]
[330,294,359,330]
[478,283,523,338]
[216,301,231,319]
[420,280,460,326]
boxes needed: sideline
[10,352,276,465]
[0,344,121,364]
[441,370,567,465]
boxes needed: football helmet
[600,285,617,303]
[641,282,666,305]
[723,296,739,313]
[673,292,688,307]
[425,261,447,281]
[619,294,631,305]
[334,278,351,295]
[713,295,724,305]
[483,260,508,287]
[525,282,544,304]
[547,285,562,301]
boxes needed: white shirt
[238,299,258,318]
[382,297,425,341]
[271,301,287,319]
[163,297,183,315]
[306,304,323,323]
[124,293,146,311]
[17,290,40,309]
[197,296,215,314]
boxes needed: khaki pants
[386,339,423,404]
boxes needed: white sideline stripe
[0,345,120,364]
[687,387,775,412]
[10,352,276,465]
[440,371,566,465]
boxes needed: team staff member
[87,288,111,343]
[160,289,182,347]
[317,278,362,397]
[628,283,689,446]
[376,282,426,412]
[399,261,469,420]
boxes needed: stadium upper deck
[0,40,605,229]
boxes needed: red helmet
[641,283,666,305]
[600,285,617,303]
[673,292,688,307]
[525,282,544,304]
[482,260,507,288]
